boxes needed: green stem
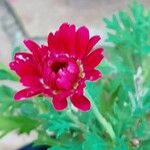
[85,90,116,140]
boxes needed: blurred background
[0,0,150,149]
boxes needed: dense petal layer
[67,61,79,75]
[56,76,72,90]
[83,48,103,70]
[52,94,68,111]
[14,88,42,100]
[58,69,76,83]
[70,94,91,111]
[43,65,57,89]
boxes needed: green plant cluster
[0,1,150,150]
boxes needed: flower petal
[24,39,42,63]
[43,65,57,89]
[75,26,89,58]
[58,24,76,55]
[86,35,100,55]
[48,23,76,55]
[48,23,69,52]
[70,94,91,111]
[20,76,43,87]
[67,61,79,75]
[58,69,76,82]
[57,23,70,50]
[59,23,70,31]
[24,39,40,53]
[48,32,55,50]
[56,76,72,90]
[14,88,41,100]
[9,61,39,77]
[83,48,103,70]
[75,80,86,95]
[42,89,53,97]
[52,94,67,111]
[14,52,33,63]
[85,69,102,81]
[65,25,76,55]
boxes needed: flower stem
[85,90,116,140]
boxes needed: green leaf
[0,85,15,114]
[82,133,107,150]
[0,63,18,81]
[20,103,39,116]
[119,11,133,29]
[48,147,66,150]
[34,132,64,147]
[48,119,71,138]
[139,139,150,150]
[0,116,39,136]
[113,137,128,150]
[85,80,103,104]
[0,85,14,98]
[104,1,150,70]
[48,144,82,150]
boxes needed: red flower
[9,23,103,111]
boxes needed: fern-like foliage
[104,1,150,70]
[103,1,150,149]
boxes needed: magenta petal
[24,40,42,63]
[20,76,42,87]
[75,80,86,95]
[58,69,76,82]
[9,61,39,77]
[57,24,76,55]
[14,52,33,63]
[56,76,72,90]
[43,65,57,89]
[86,35,100,54]
[24,40,39,53]
[10,52,39,77]
[66,25,76,54]
[42,89,53,97]
[14,88,41,100]
[48,32,55,50]
[59,23,69,31]
[83,48,103,70]
[52,23,76,54]
[85,70,102,81]
[52,95,67,111]
[54,27,68,52]
[70,94,91,111]
[67,61,79,74]
[76,26,89,58]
